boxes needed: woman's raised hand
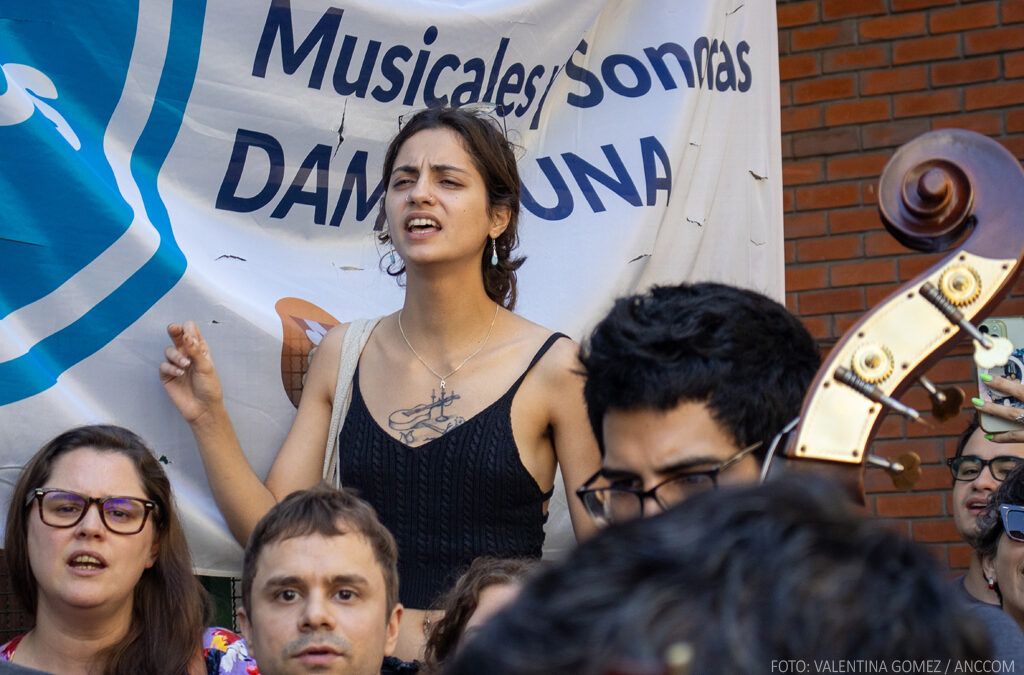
[159,321,224,424]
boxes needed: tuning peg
[866,452,922,491]
[834,366,931,426]
[918,376,965,423]
[920,282,994,349]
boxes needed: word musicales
[214,0,752,225]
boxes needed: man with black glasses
[949,419,1024,605]
[575,282,820,526]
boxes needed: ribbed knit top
[337,333,565,609]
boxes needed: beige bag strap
[322,317,382,487]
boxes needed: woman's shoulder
[202,627,259,675]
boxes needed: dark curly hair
[579,282,821,460]
[423,557,538,671]
[975,463,1024,566]
[375,106,525,309]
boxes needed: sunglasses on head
[1001,504,1024,543]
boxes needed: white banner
[0,0,782,574]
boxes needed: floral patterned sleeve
[203,627,260,675]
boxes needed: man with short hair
[445,476,991,674]
[575,282,820,524]
[238,485,402,675]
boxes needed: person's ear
[488,206,510,240]
[981,553,998,587]
[383,604,403,657]
[237,607,253,644]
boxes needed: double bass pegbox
[785,129,1024,473]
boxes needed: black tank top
[338,333,565,609]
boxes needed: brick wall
[778,0,1024,572]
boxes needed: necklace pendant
[439,379,446,395]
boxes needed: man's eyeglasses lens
[579,473,715,526]
[948,456,1023,481]
[35,490,153,534]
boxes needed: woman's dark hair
[5,425,209,675]
[375,106,525,309]
[423,556,537,670]
[976,463,1024,567]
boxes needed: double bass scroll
[777,129,1024,500]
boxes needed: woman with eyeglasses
[971,463,1024,663]
[2,425,257,674]
[160,106,601,659]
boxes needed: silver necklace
[398,303,500,398]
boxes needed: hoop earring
[490,237,498,266]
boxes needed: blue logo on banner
[0,1,206,405]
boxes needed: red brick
[783,189,794,213]
[865,231,911,256]
[949,544,972,569]
[876,493,943,517]
[1001,136,1024,161]
[865,282,901,307]
[777,1,818,28]
[965,82,1024,111]
[796,233,864,261]
[793,76,857,104]
[780,83,792,108]
[785,264,828,292]
[799,287,866,315]
[893,36,960,65]
[931,57,1000,87]
[784,212,827,238]
[861,66,927,96]
[860,13,926,41]
[827,153,890,180]
[1007,0,1024,24]
[899,253,946,281]
[785,240,796,263]
[912,518,962,543]
[792,22,857,52]
[928,353,975,383]
[892,0,953,9]
[785,292,797,314]
[862,179,878,205]
[831,259,897,287]
[965,27,1024,55]
[823,47,888,74]
[929,4,998,35]
[1008,53,1024,79]
[799,315,830,340]
[782,160,824,186]
[791,128,860,158]
[825,98,891,127]
[795,184,861,210]
[781,106,823,133]
[862,119,931,150]
[867,465,952,494]
[873,439,946,466]
[893,90,961,118]
[932,111,1003,136]
[822,0,885,20]
[780,54,819,81]
[1009,110,1024,133]
[830,208,883,233]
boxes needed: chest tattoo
[387,388,466,444]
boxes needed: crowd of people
[5,105,1024,674]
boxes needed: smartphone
[977,318,1024,433]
